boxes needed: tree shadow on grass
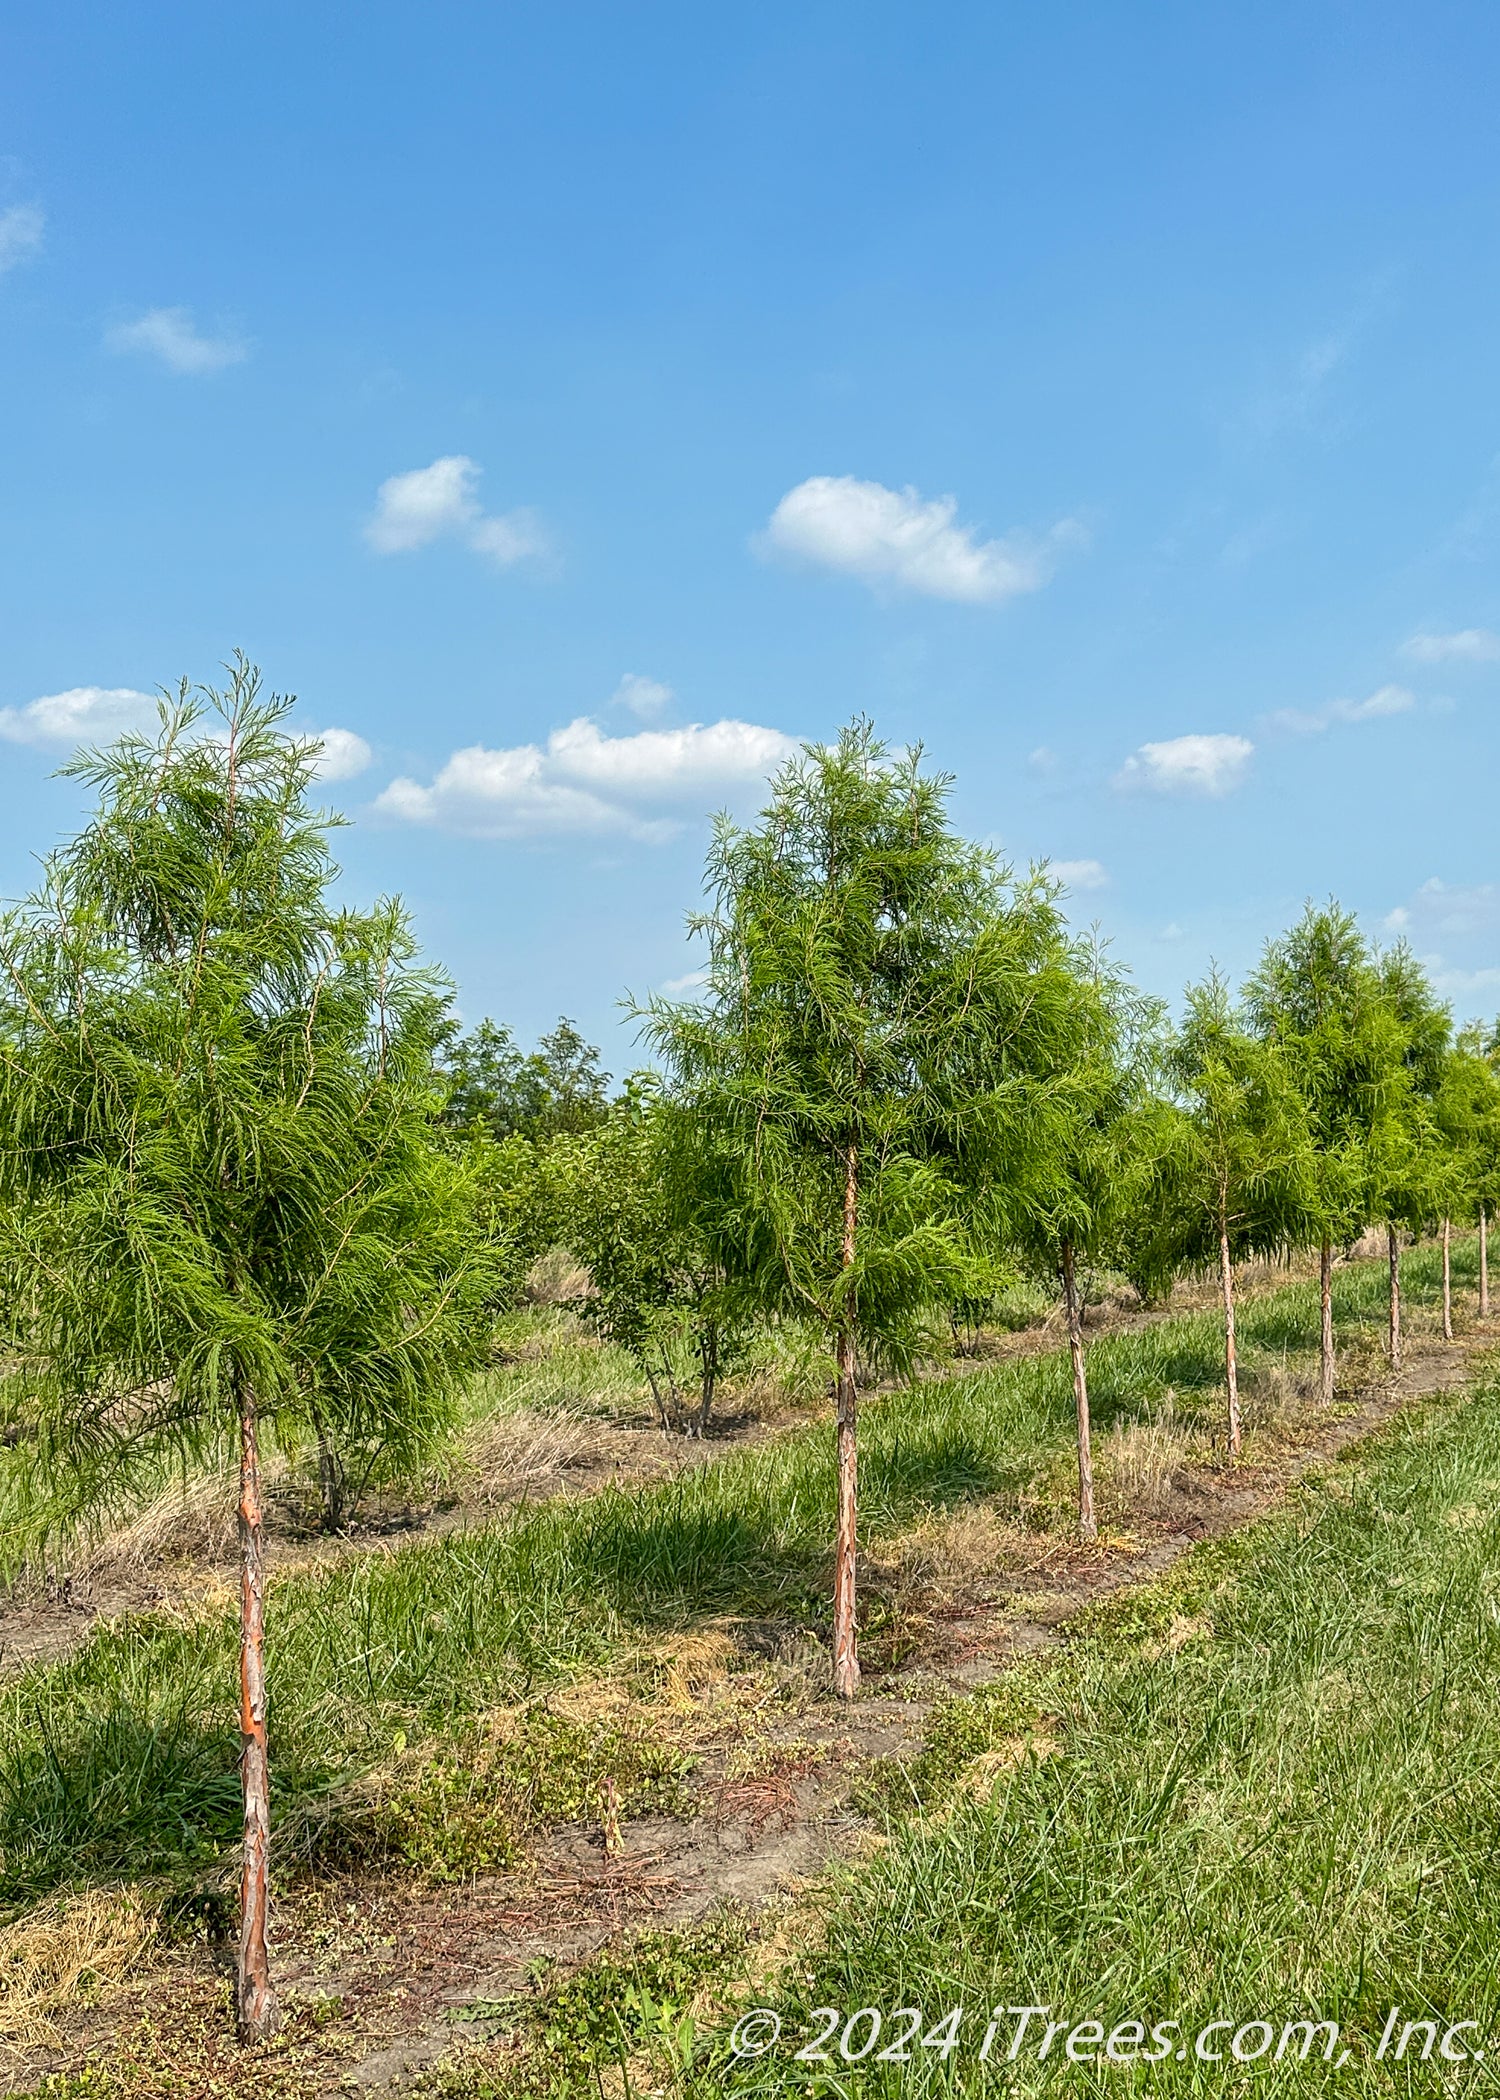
[0,1703,240,1903]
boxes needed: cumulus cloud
[612,674,673,721]
[364,455,548,569]
[0,203,44,276]
[759,475,1080,604]
[306,728,372,782]
[105,307,248,374]
[1113,733,1254,798]
[1265,683,1415,734]
[0,686,157,747]
[1401,628,1500,664]
[375,714,797,842]
[1050,858,1110,891]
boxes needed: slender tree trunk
[696,1319,719,1437]
[1061,1239,1096,1541]
[1482,1202,1490,1319]
[832,1144,860,1700]
[1218,1218,1241,1457]
[641,1362,673,1435]
[316,1430,345,1534]
[236,1378,277,2042]
[1442,1216,1453,1341]
[1319,1237,1335,1403]
[1387,1226,1402,1373]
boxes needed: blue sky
[4,0,1500,1068]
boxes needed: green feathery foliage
[640,719,1087,1370]
[0,657,496,1544]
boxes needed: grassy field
[0,1238,1487,2092]
[0,1242,1471,1908]
[655,1369,1500,2097]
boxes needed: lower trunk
[1061,1239,1096,1541]
[1387,1226,1402,1372]
[316,1431,346,1534]
[1482,1202,1491,1320]
[1442,1217,1453,1341]
[236,1381,278,2042]
[1218,1221,1241,1456]
[642,1360,674,1435]
[832,1145,860,1700]
[1319,1238,1335,1403]
[696,1320,719,1437]
[832,1322,860,1696]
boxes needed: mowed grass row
[688,1369,1500,2097]
[0,1240,1476,1908]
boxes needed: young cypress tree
[1244,904,1391,1402]
[1370,944,1451,1367]
[1169,973,1315,1451]
[0,663,493,2039]
[1011,940,1155,1538]
[643,722,1081,1696]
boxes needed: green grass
[685,1372,1500,2095]
[0,1240,1477,1913]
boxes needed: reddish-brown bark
[832,1143,860,1700]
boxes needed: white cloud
[1382,878,1500,942]
[1265,683,1415,734]
[759,475,1080,604]
[105,307,248,375]
[306,727,372,782]
[0,686,157,747]
[1401,628,1500,664]
[0,203,44,276]
[1050,857,1110,891]
[1113,733,1254,798]
[375,714,797,842]
[364,455,548,569]
[612,673,673,721]
[660,967,709,996]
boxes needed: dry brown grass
[1101,1405,1202,1515]
[0,1889,155,2045]
[459,1405,595,1505]
[523,1247,592,1306]
[86,1461,243,1570]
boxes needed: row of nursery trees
[1,664,1497,2041]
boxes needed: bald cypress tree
[1245,904,1391,1403]
[0,662,492,2039]
[644,723,1082,1696]
[1170,974,1314,1451]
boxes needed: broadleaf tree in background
[1168,974,1314,1452]
[0,663,494,2042]
[644,722,1085,1697]
[551,1075,746,1435]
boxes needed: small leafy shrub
[853,1661,1058,1814]
[315,1704,696,1880]
[424,1919,748,2096]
